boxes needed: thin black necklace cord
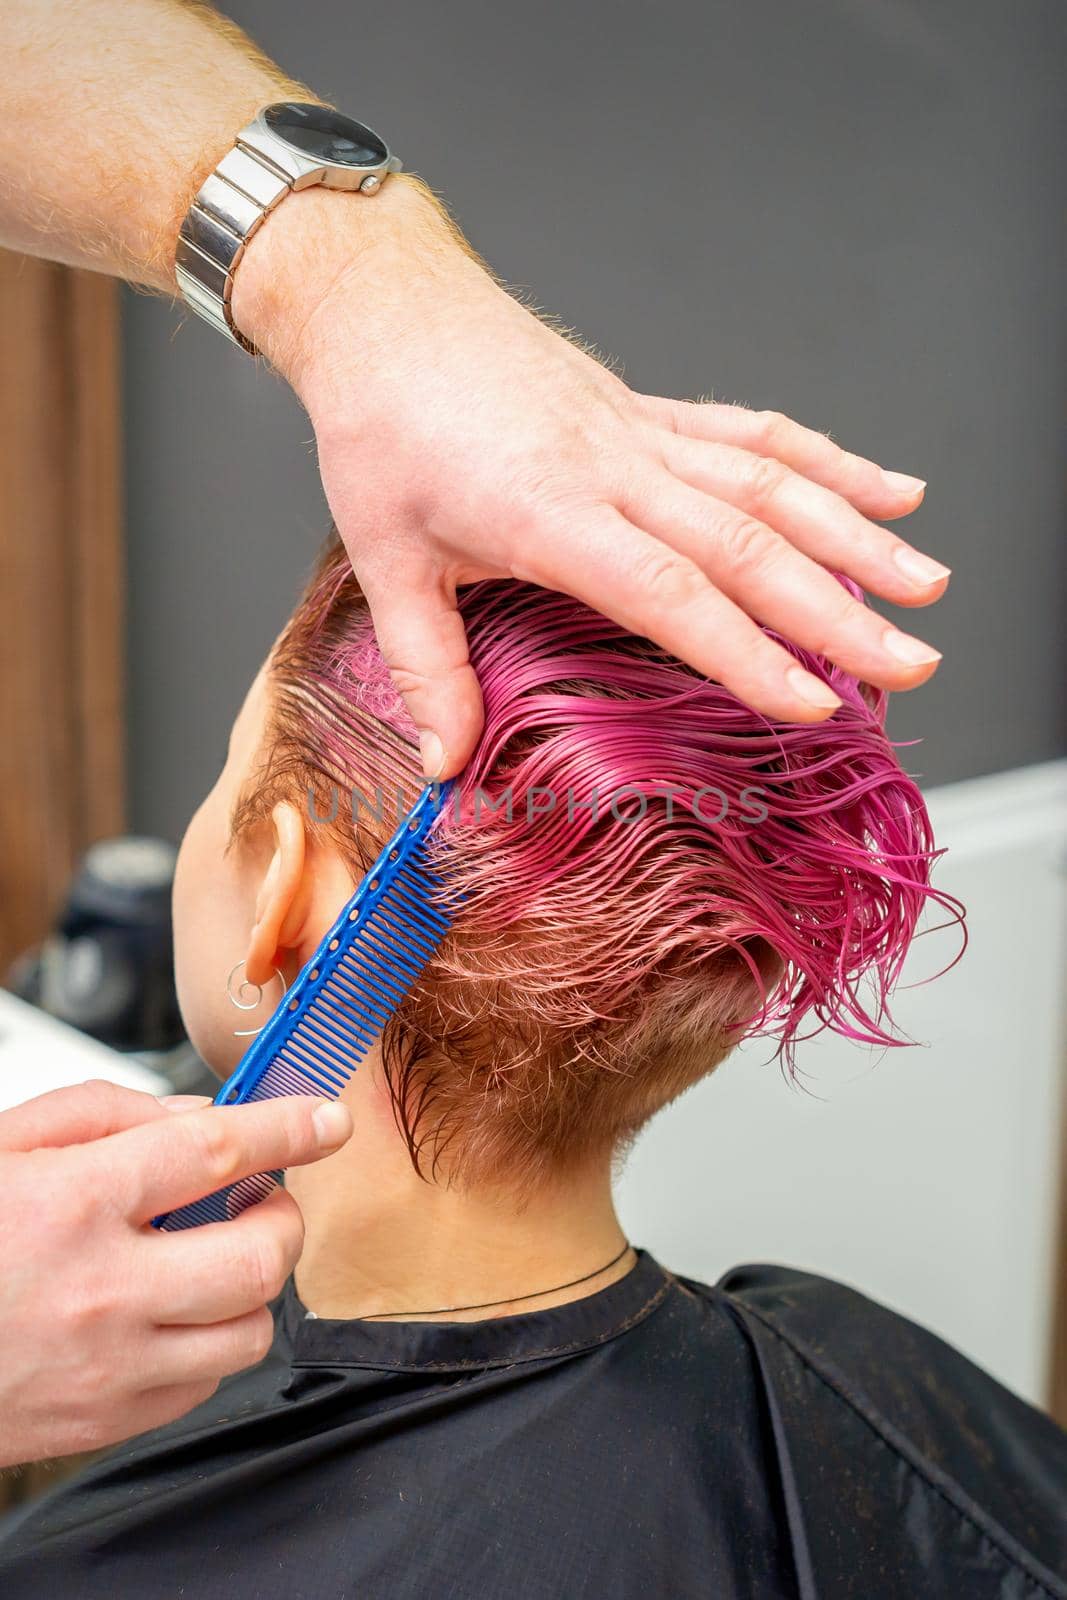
[359,1241,634,1320]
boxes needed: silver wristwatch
[176,101,402,354]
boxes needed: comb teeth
[154,1171,280,1231]
[155,786,453,1232]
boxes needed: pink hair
[244,540,965,1180]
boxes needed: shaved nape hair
[232,534,965,1191]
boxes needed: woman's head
[174,536,962,1191]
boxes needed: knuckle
[79,1077,121,1106]
[716,516,777,578]
[233,1308,275,1369]
[659,398,685,435]
[76,1078,131,1123]
[828,588,867,633]
[69,1347,117,1406]
[43,1165,98,1234]
[269,1098,313,1165]
[804,594,867,658]
[507,487,573,550]
[739,454,789,509]
[632,549,707,613]
[63,1410,120,1455]
[66,1282,118,1337]
[840,448,872,485]
[754,410,792,454]
[385,661,435,699]
[275,1193,306,1263]
[509,542,554,589]
[250,1309,276,1362]
[189,1113,244,1190]
[245,1233,291,1305]
[385,652,475,704]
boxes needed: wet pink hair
[235,536,964,1186]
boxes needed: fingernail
[160,1094,212,1111]
[883,629,942,667]
[419,730,445,780]
[785,666,842,712]
[893,546,951,586]
[312,1099,353,1151]
[883,470,927,496]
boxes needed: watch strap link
[175,138,293,355]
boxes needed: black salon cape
[2,1251,1065,1599]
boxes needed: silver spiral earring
[226,961,288,1037]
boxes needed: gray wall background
[125,0,1067,841]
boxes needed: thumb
[361,575,484,780]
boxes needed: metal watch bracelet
[175,109,399,356]
[176,136,295,356]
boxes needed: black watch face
[263,103,387,167]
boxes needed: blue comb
[155,781,454,1232]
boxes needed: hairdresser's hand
[234,180,950,781]
[0,1080,351,1467]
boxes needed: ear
[244,802,309,986]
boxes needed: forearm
[0,0,307,289]
[0,0,467,377]
[0,0,946,775]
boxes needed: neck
[285,1050,630,1321]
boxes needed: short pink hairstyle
[232,536,963,1188]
